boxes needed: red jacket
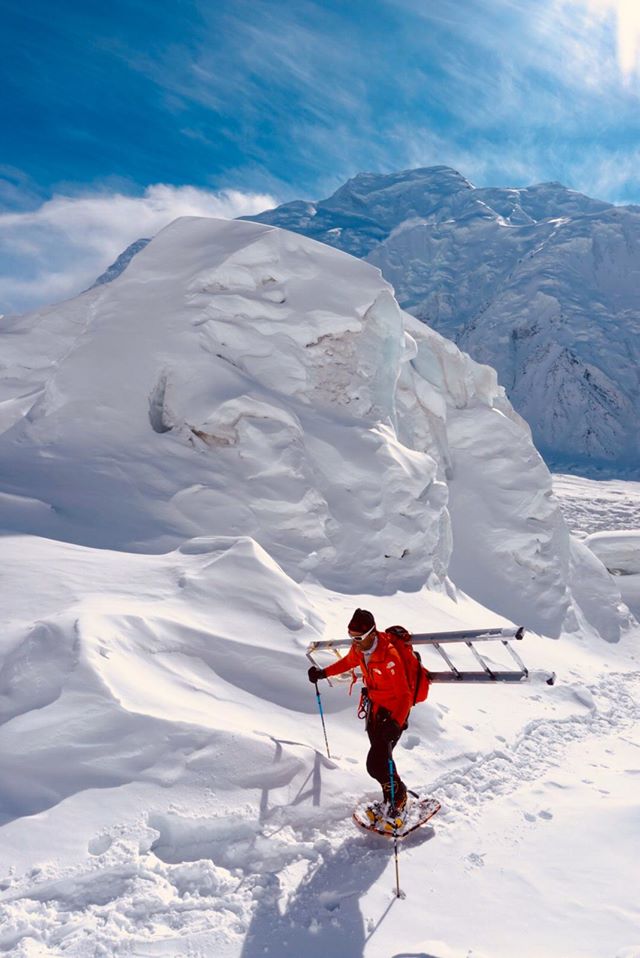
[324,631,412,726]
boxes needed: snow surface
[0,217,638,957]
[554,473,640,539]
[555,474,640,621]
[249,167,640,473]
[584,530,640,576]
[0,535,638,957]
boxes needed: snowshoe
[353,794,441,838]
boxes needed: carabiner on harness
[357,687,370,721]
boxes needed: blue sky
[2,0,640,311]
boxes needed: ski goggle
[349,625,375,642]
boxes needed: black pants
[366,710,406,802]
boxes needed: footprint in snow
[465,852,486,868]
[88,834,113,856]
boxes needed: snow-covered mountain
[0,216,623,637]
[2,217,638,957]
[248,168,640,474]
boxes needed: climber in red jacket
[308,608,412,824]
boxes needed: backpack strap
[385,625,422,705]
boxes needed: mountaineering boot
[381,784,408,832]
[381,798,407,832]
[365,786,404,824]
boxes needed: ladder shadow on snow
[258,736,336,825]
[241,824,436,958]
[391,954,444,958]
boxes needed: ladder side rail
[308,627,525,654]
[307,650,552,685]
[411,627,523,645]
[307,639,352,653]
[428,671,529,683]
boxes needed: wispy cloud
[564,0,640,80]
[0,184,276,315]
[10,0,635,206]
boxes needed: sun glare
[585,0,640,77]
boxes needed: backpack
[385,625,430,704]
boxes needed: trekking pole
[388,748,402,899]
[314,681,331,758]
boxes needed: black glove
[308,666,326,684]
[377,708,401,738]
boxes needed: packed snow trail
[426,669,640,820]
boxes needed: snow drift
[0,534,322,825]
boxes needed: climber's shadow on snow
[241,826,436,958]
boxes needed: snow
[0,214,623,633]
[249,167,640,473]
[0,216,638,957]
[584,530,640,575]
[554,473,640,539]
[1,537,637,956]
[89,238,151,289]
[1,530,638,957]
[0,217,445,595]
[554,473,640,620]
